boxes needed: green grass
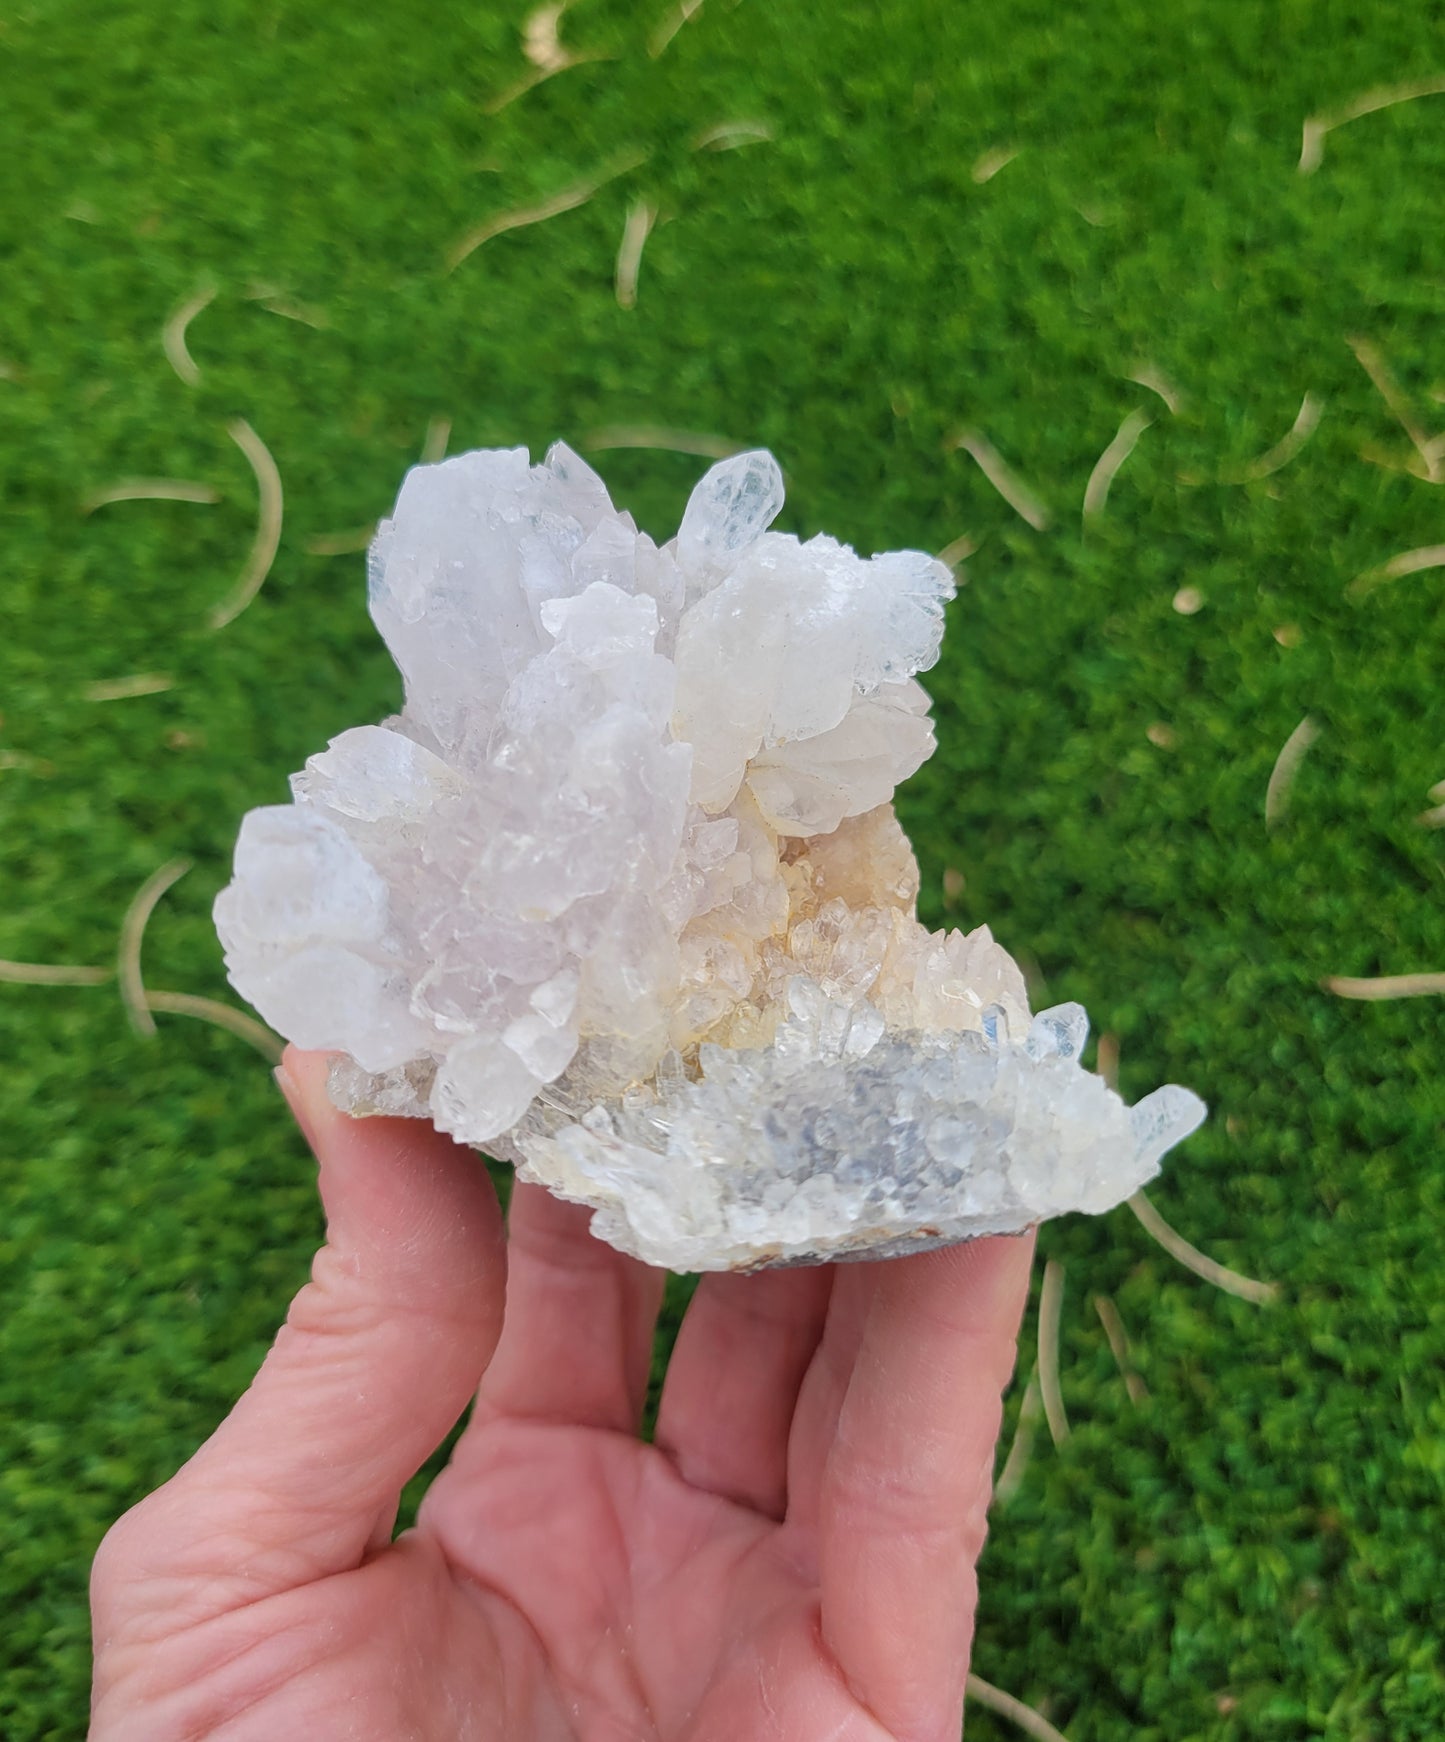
[3,0,1444,1735]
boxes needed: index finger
[817,1231,1036,1742]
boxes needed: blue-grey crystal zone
[498,998,1205,1272]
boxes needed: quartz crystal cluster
[215,443,1205,1270]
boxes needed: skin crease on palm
[89,1046,1036,1742]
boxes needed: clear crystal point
[675,449,785,584]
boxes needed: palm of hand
[252,1418,867,1741]
[91,1052,1032,1742]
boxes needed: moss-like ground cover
[2,1,1443,1735]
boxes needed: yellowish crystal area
[668,799,1030,1062]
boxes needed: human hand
[91,1046,1035,1742]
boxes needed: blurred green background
[3,0,1443,1736]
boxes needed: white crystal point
[676,449,785,586]
[433,1032,546,1144]
[213,805,431,1073]
[1025,1003,1090,1062]
[291,724,461,823]
[1129,1083,1208,1168]
[215,443,1206,1271]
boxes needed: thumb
[102,1047,506,1623]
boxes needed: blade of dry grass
[1083,408,1152,520]
[1128,1190,1279,1304]
[245,284,329,328]
[993,1369,1043,1507]
[615,198,657,310]
[1348,543,1445,598]
[1300,75,1445,174]
[0,958,112,986]
[1264,715,1320,829]
[584,424,745,461]
[937,532,978,569]
[163,282,217,386]
[1325,971,1445,1000]
[948,429,1051,530]
[208,419,284,630]
[1037,1259,1070,1447]
[1347,336,1442,483]
[144,989,282,1061]
[971,146,1018,183]
[649,0,704,57]
[1126,364,1182,415]
[692,119,773,151]
[82,479,220,514]
[1096,1030,1119,1090]
[83,673,175,702]
[1357,440,1443,483]
[1092,1293,1148,1404]
[966,1674,1071,1742]
[422,416,452,465]
[1224,392,1323,482]
[523,0,570,68]
[305,524,375,557]
[485,50,612,115]
[446,149,649,272]
[117,858,193,1037]
[0,750,55,776]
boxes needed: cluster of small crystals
[512,995,1204,1270]
[215,443,1205,1270]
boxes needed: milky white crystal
[215,443,1205,1271]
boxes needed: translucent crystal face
[215,444,1205,1271]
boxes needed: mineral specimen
[215,443,1204,1271]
